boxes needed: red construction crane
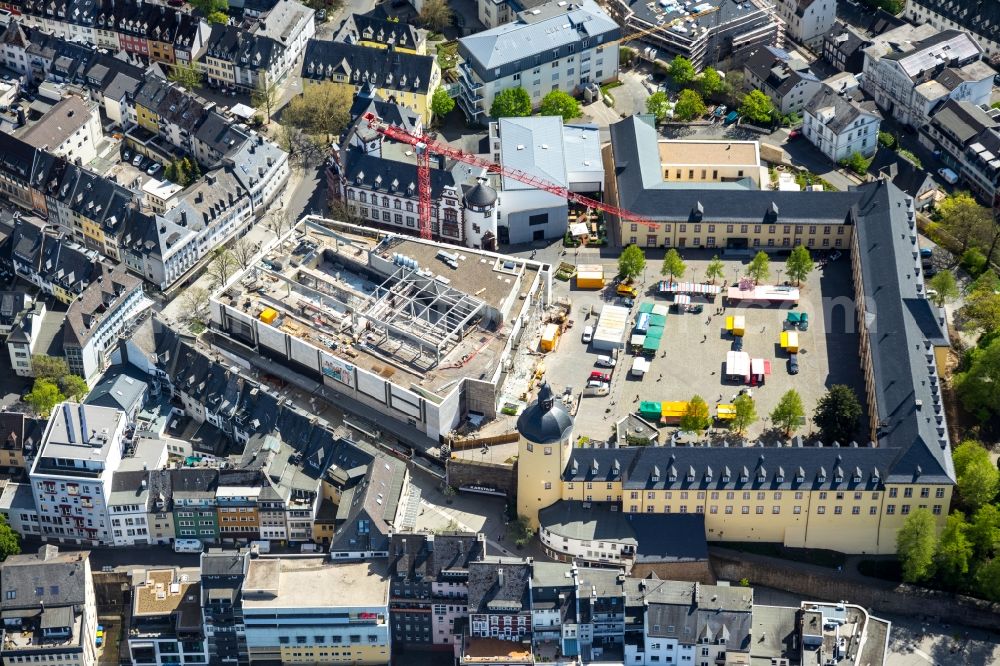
[361,112,659,240]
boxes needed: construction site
[209,218,551,442]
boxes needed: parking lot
[538,250,866,443]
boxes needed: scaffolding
[363,265,486,367]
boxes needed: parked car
[132,153,143,166]
[582,325,594,343]
[589,371,611,383]
[121,149,131,161]
[586,379,607,389]
[732,337,744,352]
[146,162,161,175]
[595,355,617,368]
[924,265,939,277]
[787,129,801,140]
[937,167,959,185]
[920,247,934,259]
[788,353,799,375]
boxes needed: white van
[937,167,959,185]
[173,539,204,553]
[582,325,594,343]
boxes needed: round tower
[462,180,499,251]
[516,382,574,527]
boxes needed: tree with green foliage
[935,511,974,587]
[667,55,695,86]
[190,0,228,19]
[680,395,711,432]
[770,389,805,436]
[878,131,896,149]
[168,61,203,90]
[897,507,938,582]
[251,74,278,124]
[660,248,686,281]
[539,90,580,121]
[962,274,1000,333]
[490,87,532,118]
[812,385,862,444]
[31,355,68,382]
[739,89,776,125]
[510,514,535,547]
[959,247,988,276]
[955,338,1000,423]
[25,379,64,418]
[698,68,725,99]
[968,504,1000,559]
[59,375,89,402]
[785,245,813,286]
[937,191,992,255]
[430,88,456,119]
[747,251,770,284]
[976,558,1000,602]
[419,0,453,31]
[646,91,671,123]
[952,441,1000,510]
[841,151,870,176]
[619,47,636,68]
[617,244,646,281]
[731,394,757,436]
[927,270,959,308]
[672,89,706,121]
[724,71,745,107]
[283,85,354,148]
[706,255,725,283]
[0,514,19,561]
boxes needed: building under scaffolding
[210,218,551,441]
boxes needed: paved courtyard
[535,249,866,443]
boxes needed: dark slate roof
[389,532,485,581]
[803,85,881,134]
[744,46,819,97]
[0,130,41,181]
[84,367,149,413]
[928,98,1000,147]
[468,556,532,613]
[867,147,935,198]
[464,182,498,207]
[349,85,421,134]
[538,500,708,563]
[852,181,952,483]
[642,579,752,653]
[20,0,98,27]
[201,23,283,72]
[169,468,219,498]
[330,454,406,553]
[906,0,999,47]
[608,115,863,224]
[340,146,458,199]
[200,550,249,578]
[335,13,422,52]
[516,381,573,445]
[302,39,435,94]
[0,546,89,611]
[62,263,143,348]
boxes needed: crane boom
[614,6,718,48]
[361,112,660,236]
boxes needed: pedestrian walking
[702,334,707,342]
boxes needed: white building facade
[29,403,128,546]
[803,85,882,162]
[774,0,836,48]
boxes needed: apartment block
[904,0,1000,61]
[200,550,250,666]
[388,532,486,648]
[774,0,835,48]
[803,85,882,162]
[241,558,391,665]
[862,25,996,128]
[128,568,208,666]
[919,99,1000,210]
[743,46,822,116]
[0,545,98,666]
[605,0,781,72]
[456,0,619,124]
